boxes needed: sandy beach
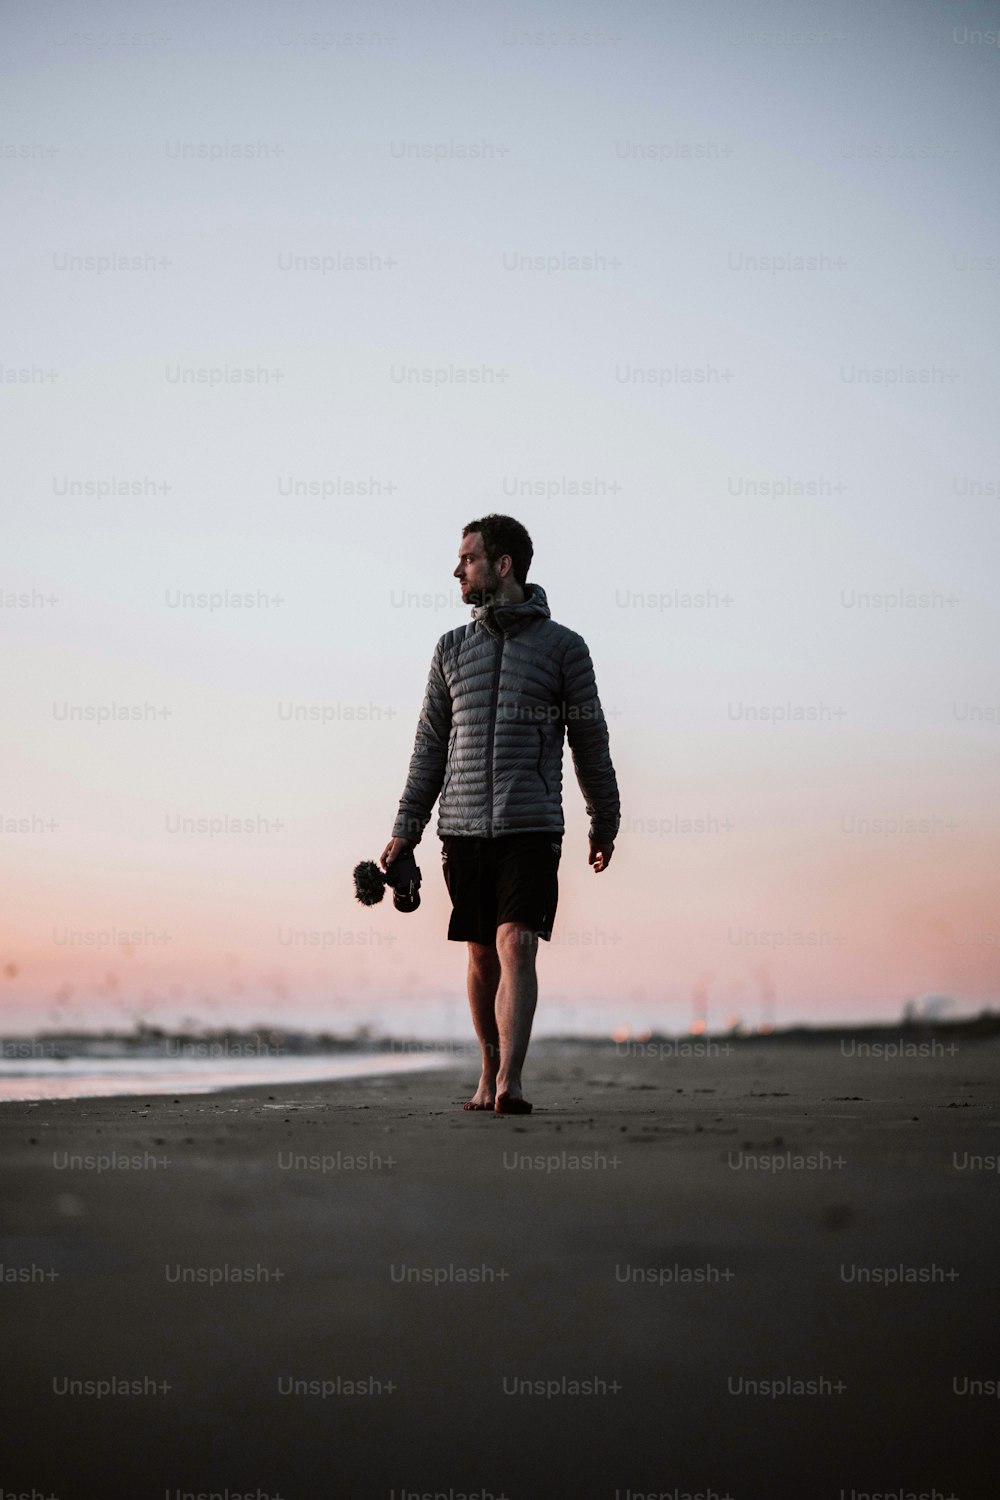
[1,1035,997,1499]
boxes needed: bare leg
[465,940,501,1107]
[494,921,538,1103]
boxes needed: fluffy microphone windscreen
[352,860,386,906]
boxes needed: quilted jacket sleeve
[392,636,453,844]
[562,633,621,845]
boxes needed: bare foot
[463,1075,497,1111]
[495,1091,532,1115]
[495,1076,532,1113]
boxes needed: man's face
[454,531,501,606]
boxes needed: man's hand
[589,839,614,873]
[381,836,413,871]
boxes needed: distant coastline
[2,1009,997,1061]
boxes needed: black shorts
[440,832,562,944]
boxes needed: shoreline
[2,1020,996,1104]
[0,1048,460,1105]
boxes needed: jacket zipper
[486,633,503,835]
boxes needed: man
[381,515,620,1115]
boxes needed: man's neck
[492,581,526,608]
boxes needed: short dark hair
[463,514,533,588]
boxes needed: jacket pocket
[442,727,457,798]
[536,726,550,795]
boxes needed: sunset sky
[3,0,998,1037]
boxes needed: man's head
[455,514,533,607]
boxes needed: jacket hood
[471,582,551,638]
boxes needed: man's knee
[468,940,499,972]
[496,922,538,968]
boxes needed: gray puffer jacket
[392,583,620,845]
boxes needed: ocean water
[0,1050,460,1103]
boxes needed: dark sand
[1,1037,998,1499]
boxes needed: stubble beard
[465,565,503,608]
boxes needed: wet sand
[1,1036,997,1498]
